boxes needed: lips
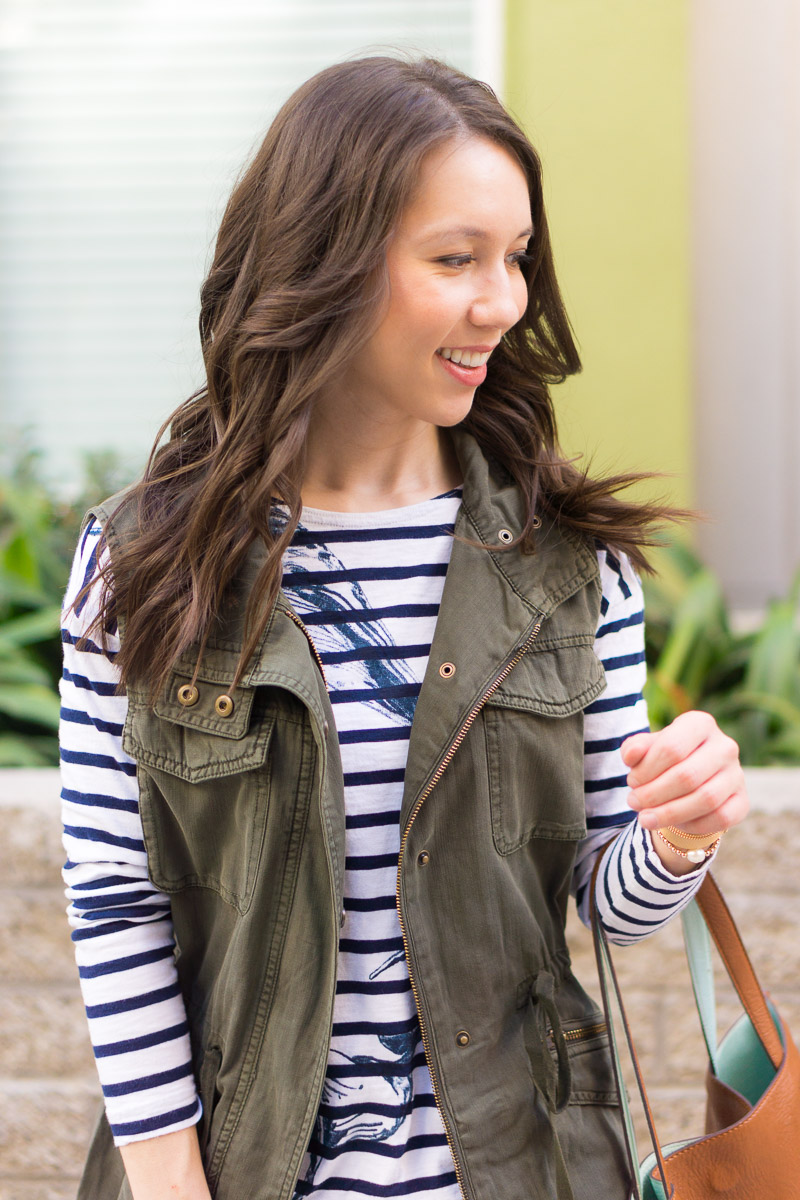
[436,352,488,386]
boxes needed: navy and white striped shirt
[60,487,712,1195]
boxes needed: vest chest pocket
[123,667,276,913]
[483,641,606,855]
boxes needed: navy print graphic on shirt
[281,531,420,725]
[292,1025,421,1198]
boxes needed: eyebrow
[419,224,534,243]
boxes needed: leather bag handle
[693,873,782,1069]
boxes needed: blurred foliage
[643,542,800,764]
[0,434,132,766]
[2,437,800,767]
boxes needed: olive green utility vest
[76,426,631,1200]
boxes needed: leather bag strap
[591,885,675,1199]
[680,898,719,1072]
[694,873,782,1069]
[589,837,675,1198]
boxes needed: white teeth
[438,348,491,367]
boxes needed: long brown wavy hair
[80,53,684,700]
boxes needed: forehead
[398,135,532,240]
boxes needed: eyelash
[437,252,532,269]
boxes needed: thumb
[621,731,655,768]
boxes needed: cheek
[512,274,529,320]
[388,275,459,349]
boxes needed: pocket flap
[123,664,274,783]
[154,669,255,741]
[490,642,606,717]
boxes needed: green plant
[2,440,800,768]
[0,435,133,765]
[643,541,800,764]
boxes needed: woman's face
[323,135,533,432]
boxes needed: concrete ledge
[0,769,61,808]
[737,766,800,812]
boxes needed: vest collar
[126,427,600,741]
[447,423,599,620]
[396,425,600,825]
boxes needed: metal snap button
[177,684,199,707]
[214,694,235,717]
[531,514,542,529]
[418,851,430,866]
[498,528,513,544]
[455,1030,470,1047]
[340,908,346,928]
[438,662,456,679]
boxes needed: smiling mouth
[436,347,492,367]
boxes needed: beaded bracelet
[655,826,724,863]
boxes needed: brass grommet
[498,528,514,544]
[455,1030,471,1047]
[177,684,199,707]
[214,693,235,717]
[439,661,456,679]
[531,515,542,530]
[418,851,430,866]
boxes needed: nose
[468,263,527,334]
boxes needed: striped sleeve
[572,547,717,943]
[59,522,201,1145]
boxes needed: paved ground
[1,769,797,1199]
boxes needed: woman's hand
[620,710,749,873]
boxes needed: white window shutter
[0,0,500,488]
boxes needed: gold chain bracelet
[655,827,724,863]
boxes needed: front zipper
[395,615,544,1200]
[285,608,328,686]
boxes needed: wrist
[120,1126,211,1200]
[655,825,723,863]
[659,824,722,848]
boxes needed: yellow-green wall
[504,0,692,506]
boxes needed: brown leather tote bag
[591,872,800,1199]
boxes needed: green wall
[504,0,692,506]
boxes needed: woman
[60,55,747,1200]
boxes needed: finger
[620,731,656,768]
[626,711,718,787]
[660,788,749,837]
[627,735,739,812]
[635,765,747,831]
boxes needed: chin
[435,398,475,427]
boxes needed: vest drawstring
[526,968,572,1115]
[525,969,576,1200]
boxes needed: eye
[436,254,474,268]
[508,251,532,269]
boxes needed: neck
[300,420,462,513]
